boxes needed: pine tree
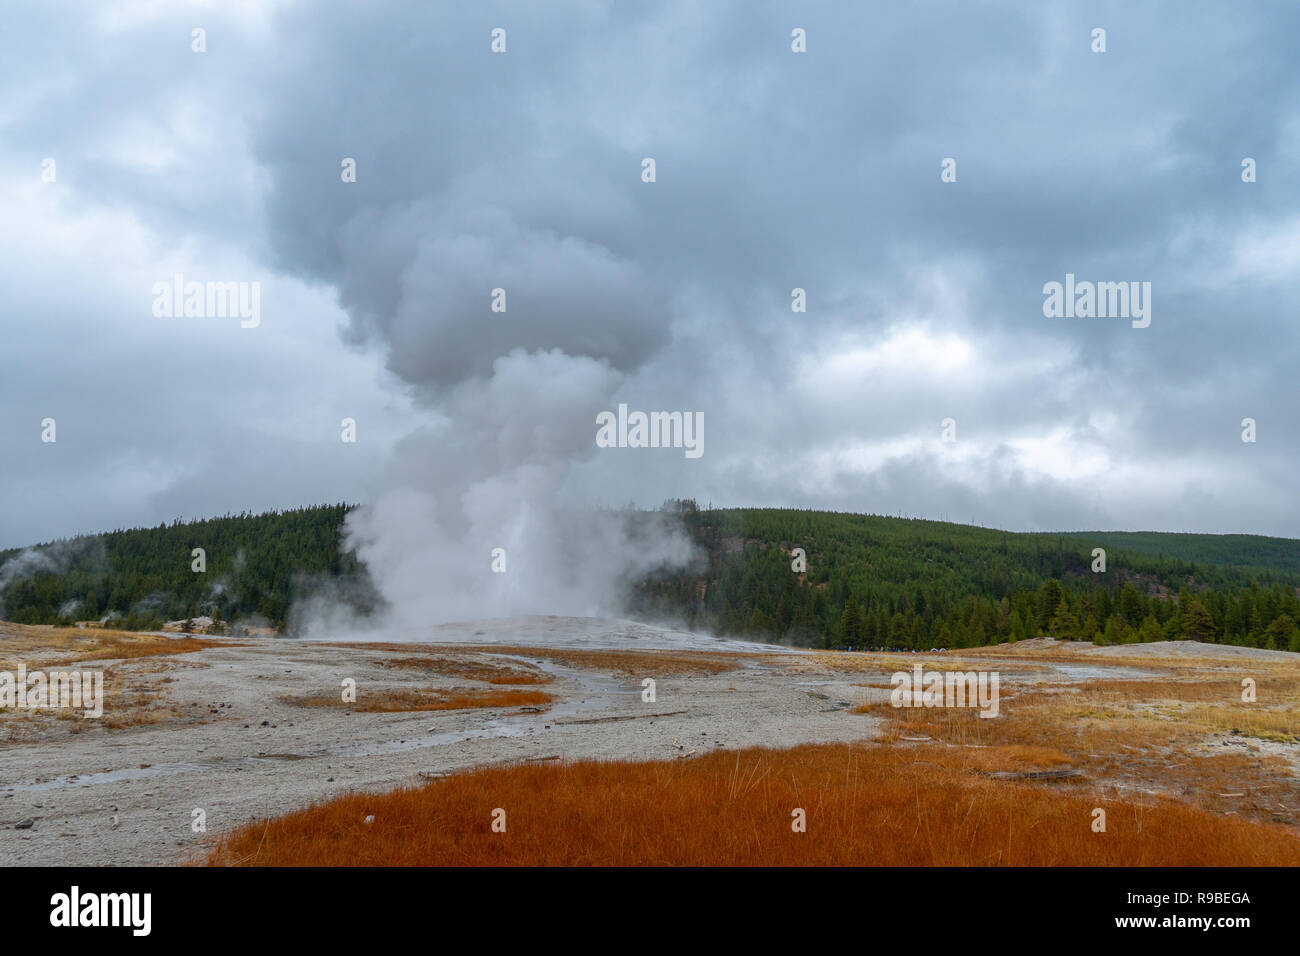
[1037,579,1063,632]
[1180,599,1215,642]
[1101,616,1123,645]
[1048,599,1079,640]
[839,596,864,647]
[1265,614,1298,652]
[1081,613,1100,643]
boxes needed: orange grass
[282,687,553,713]
[205,742,1300,866]
[0,621,232,668]
[379,655,552,685]
[853,675,1300,826]
[325,641,745,677]
[43,635,233,665]
[1071,677,1294,701]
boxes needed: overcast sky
[3,0,1299,552]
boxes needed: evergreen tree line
[627,506,1300,652]
[3,501,1297,651]
[0,504,373,631]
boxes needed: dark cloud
[1,0,1298,559]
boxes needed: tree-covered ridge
[0,504,369,630]
[628,505,1300,652]
[1057,530,1300,576]
[2,502,1298,651]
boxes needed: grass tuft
[205,742,1300,866]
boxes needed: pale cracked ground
[2,617,1295,866]
[0,617,874,865]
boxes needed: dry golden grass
[95,666,188,730]
[1,622,213,741]
[1179,704,1300,742]
[954,744,1076,773]
[852,663,1300,828]
[1,661,189,742]
[282,687,553,713]
[1075,677,1289,701]
[205,742,1300,866]
[1,627,225,741]
[44,635,231,666]
[324,641,747,678]
[961,639,1300,672]
[378,654,552,686]
[789,650,1052,675]
[0,622,232,669]
[960,641,1127,663]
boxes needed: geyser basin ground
[1,617,1296,866]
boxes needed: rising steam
[286,211,695,638]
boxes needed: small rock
[15,818,35,830]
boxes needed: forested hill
[628,505,1300,652]
[0,504,368,630]
[1,503,1298,651]
[1058,530,1300,576]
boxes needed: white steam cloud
[292,212,695,640]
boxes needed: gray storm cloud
[245,1,1300,639]
[3,0,1298,559]
[339,207,669,390]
